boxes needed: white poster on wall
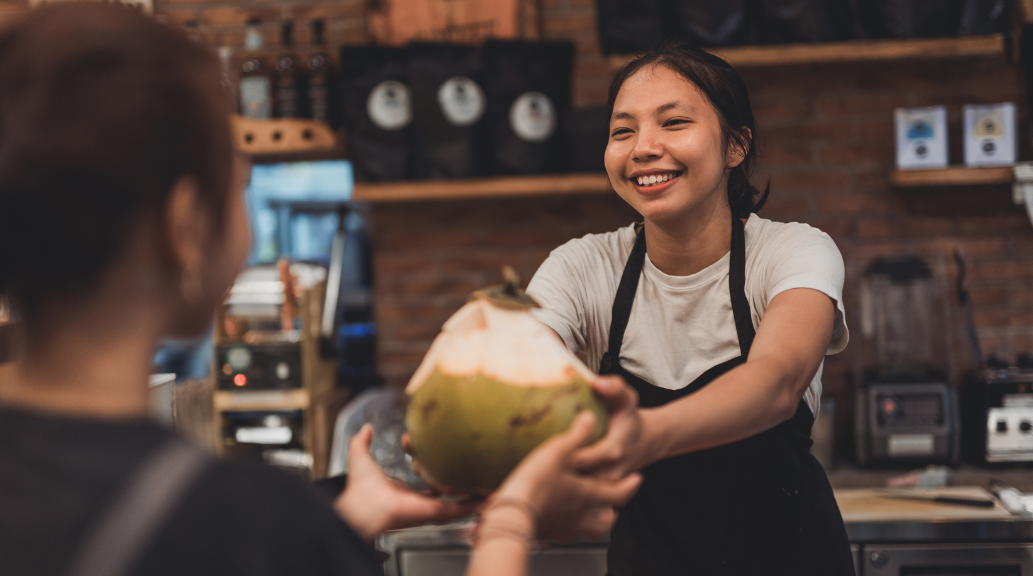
[895,106,949,170]
[964,102,1016,167]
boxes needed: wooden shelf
[213,389,311,412]
[351,173,611,203]
[231,115,342,161]
[889,165,1014,187]
[609,34,1006,70]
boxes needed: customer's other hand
[334,424,477,542]
[491,412,642,542]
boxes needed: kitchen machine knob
[869,550,889,568]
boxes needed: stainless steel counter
[377,523,608,576]
[378,487,1033,576]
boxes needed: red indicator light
[233,374,247,387]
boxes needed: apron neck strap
[606,226,647,361]
[605,215,756,364]
[729,215,755,357]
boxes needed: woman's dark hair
[0,4,233,315]
[607,42,768,219]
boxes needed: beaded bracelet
[473,518,534,548]
[482,497,541,526]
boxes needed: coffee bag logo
[509,91,556,143]
[438,76,485,127]
[367,80,412,131]
[972,109,1005,156]
[907,119,933,158]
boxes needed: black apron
[601,216,855,576]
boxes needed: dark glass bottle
[275,21,304,118]
[239,17,272,119]
[306,20,335,126]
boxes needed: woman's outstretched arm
[573,287,835,477]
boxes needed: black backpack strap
[729,215,756,356]
[67,438,210,576]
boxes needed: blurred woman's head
[0,4,248,340]
[605,43,767,225]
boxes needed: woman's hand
[491,411,643,542]
[571,375,656,479]
[334,424,478,542]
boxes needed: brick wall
[373,55,1032,407]
[3,0,1030,411]
[367,7,1033,407]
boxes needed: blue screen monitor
[245,161,354,265]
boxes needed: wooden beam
[231,115,340,158]
[609,34,1006,70]
[352,173,612,203]
[889,166,1014,187]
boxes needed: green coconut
[405,268,608,493]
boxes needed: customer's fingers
[578,473,643,507]
[346,424,376,473]
[574,507,616,539]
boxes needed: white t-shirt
[526,214,848,416]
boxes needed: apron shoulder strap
[67,438,211,576]
[604,226,647,368]
[604,216,755,369]
[729,215,755,356]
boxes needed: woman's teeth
[636,173,676,187]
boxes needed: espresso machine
[854,256,960,466]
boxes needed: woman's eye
[664,118,689,127]
[611,128,632,137]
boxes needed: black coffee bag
[597,0,666,55]
[758,0,855,43]
[339,46,413,182]
[407,43,487,179]
[958,0,1011,35]
[481,40,574,176]
[858,0,964,38]
[668,0,754,47]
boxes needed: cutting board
[835,486,1014,522]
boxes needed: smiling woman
[526,43,856,575]
[607,46,766,228]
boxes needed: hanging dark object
[857,0,965,39]
[758,0,855,44]
[407,43,487,179]
[481,40,574,176]
[596,0,666,54]
[338,46,413,182]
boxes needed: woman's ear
[726,127,752,169]
[163,177,209,301]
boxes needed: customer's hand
[490,412,642,542]
[334,424,477,542]
[571,375,652,479]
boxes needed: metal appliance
[863,544,1033,575]
[963,362,1033,464]
[855,382,960,465]
[216,336,302,391]
[220,409,311,473]
[839,486,1033,576]
[854,256,959,466]
[378,523,607,576]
